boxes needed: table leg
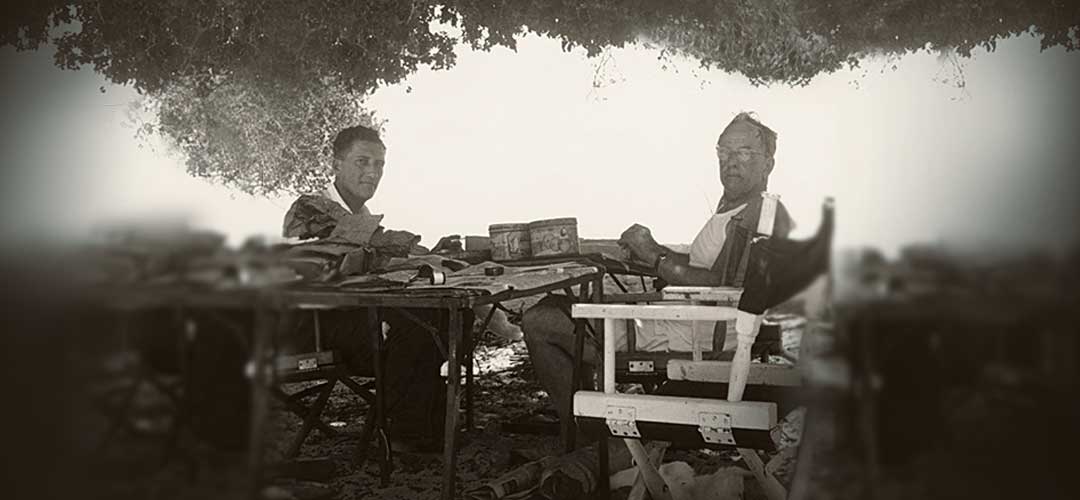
[566,316,585,453]
[442,307,462,500]
[247,306,273,500]
[369,307,390,486]
[464,315,474,432]
[164,308,194,468]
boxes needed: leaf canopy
[4,0,1076,194]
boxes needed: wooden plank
[604,319,616,393]
[661,286,743,302]
[576,418,775,451]
[573,391,776,430]
[667,360,802,387]
[605,292,664,303]
[573,304,739,321]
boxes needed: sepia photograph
[1,1,1077,499]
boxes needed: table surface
[80,258,607,311]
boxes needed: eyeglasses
[715,147,764,163]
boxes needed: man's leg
[380,309,446,445]
[522,295,597,424]
[329,309,445,447]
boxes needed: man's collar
[718,188,764,214]
[324,183,370,216]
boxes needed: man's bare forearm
[659,248,689,265]
[655,258,724,286]
[643,247,721,286]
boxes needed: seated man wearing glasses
[522,112,794,425]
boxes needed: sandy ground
[262,338,795,499]
[75,326,805,500]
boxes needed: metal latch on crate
[605,406,641,438]
[628,360,654,373]
[698,412,736,445]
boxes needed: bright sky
[1,32,1078,258]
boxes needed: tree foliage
[4,0,1077,194]
[143,75,379,196]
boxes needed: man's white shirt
[322,183,373,217]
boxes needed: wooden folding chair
[571,195,832,500]
[574,301,790,500]
[273,310,378,459]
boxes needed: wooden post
[604,318,616,394]
[727,311,762,401]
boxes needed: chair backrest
[276,310,343,381]
[591,194,833,390]
[609,193,785,381]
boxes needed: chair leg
[352,404,393,484]
[739,448,787,500]
[628,442,668,500]
[337,376,376,406]
[271,386,341,437]
[623,439,672,500]
[286,379,337,458]
[286,382,335,401]
[352,404,377,468]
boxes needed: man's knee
[522,295,575,346]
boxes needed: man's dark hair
[720,112,777,158]
[333,125,384,159]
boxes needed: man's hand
[618,224,661,264]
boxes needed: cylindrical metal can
[488,223,532,261]
[528,218,579,257]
